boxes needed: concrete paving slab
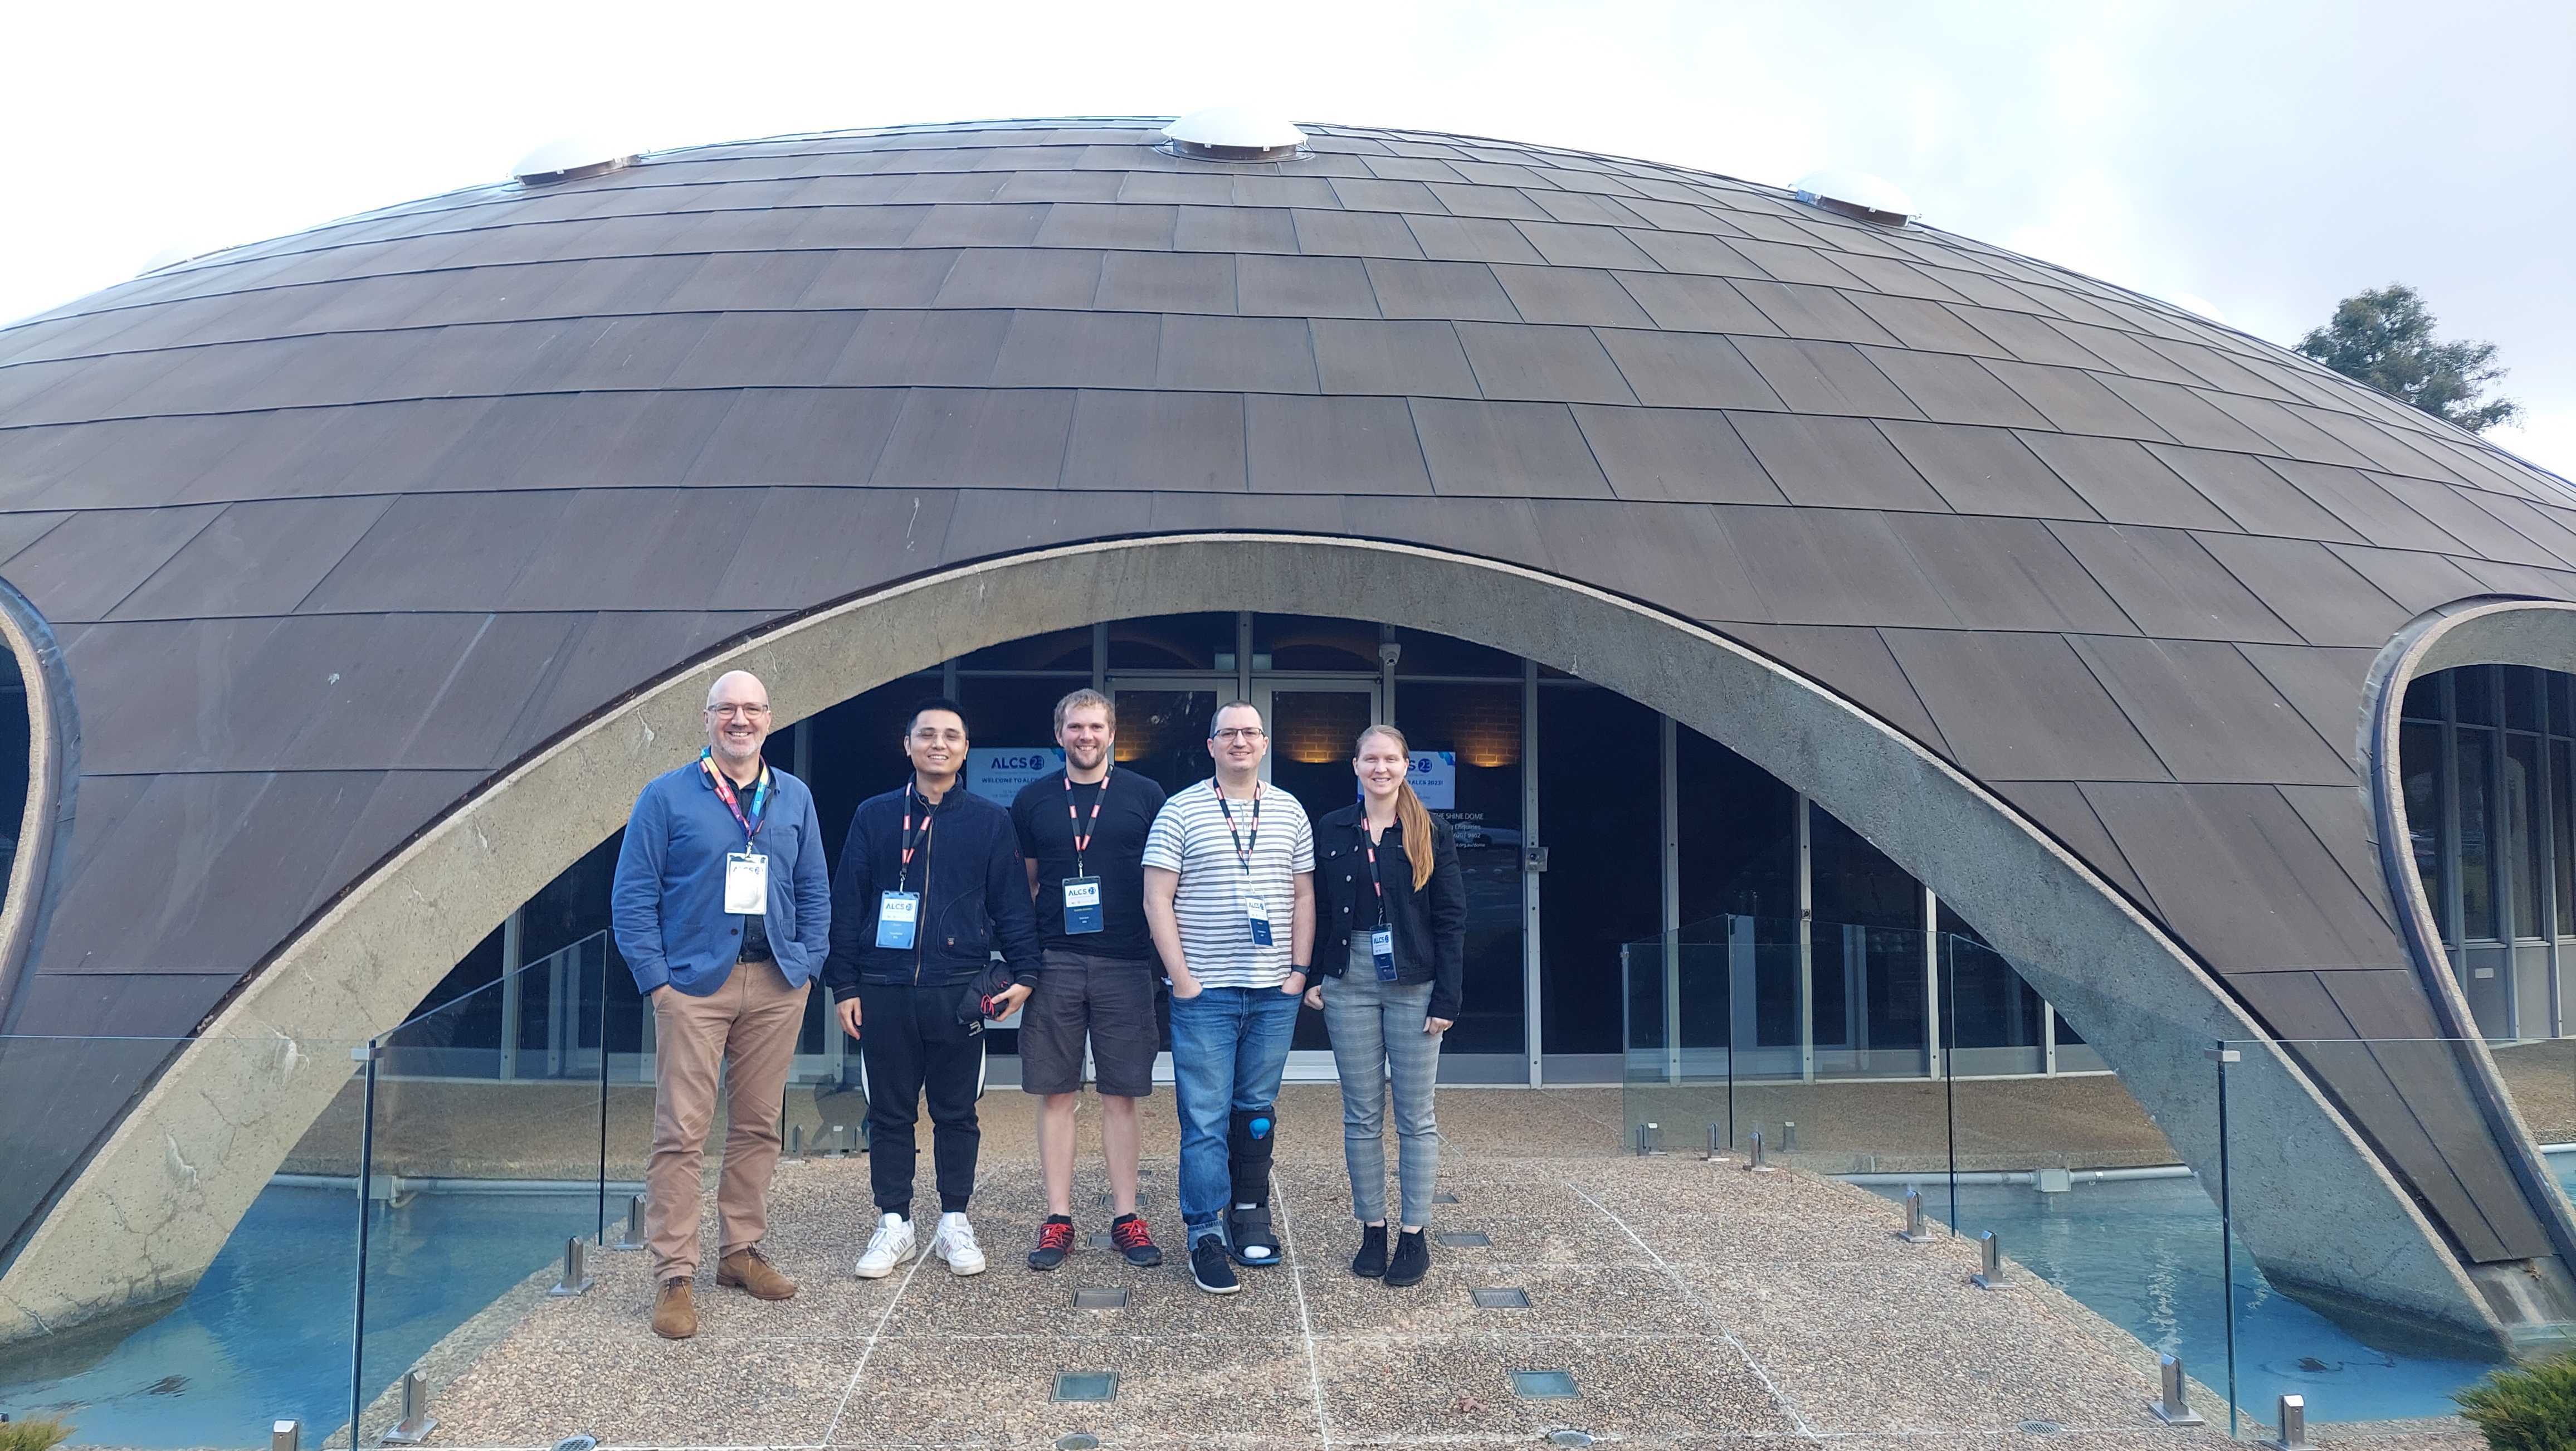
[1297,1259,1698,1337]
[401,1083,2364,1449]
[427,1335,858,1446]
[828,1333,1321,1447]
[1311,1330,1800,1441]
[1680,1260,2166,1433]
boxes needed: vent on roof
[136,238,236,276]
[1791,169,1919,226]
[512,137,639,187]
[1160,108,1306,163]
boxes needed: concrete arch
[0,573,79,1030]
[0,534,2507,1344]
[2365,598,2576,1325]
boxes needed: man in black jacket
[825,698,1040,1279]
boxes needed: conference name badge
[725,853,769,915]
[1245,893,1274,947]
[1062,875,1104,935]
[1370,926,1396,981]
[876,890,920,950]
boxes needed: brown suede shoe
[716,1245,799,1301]
[652,1277,697,1340]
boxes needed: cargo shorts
[1017,946,1160,1098]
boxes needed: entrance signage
[1409,751,1457,810]
[967,747,1065,807]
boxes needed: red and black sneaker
[1110,1212,1163,1267]
[1028,1215,1076,1271]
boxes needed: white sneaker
[853,1213,916,1279]
[929,1211,987,1275]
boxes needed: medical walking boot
[1226,1105,1282,1267]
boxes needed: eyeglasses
[910,727,967,744]
[707,703,770,719]
[1212,727,1266,743]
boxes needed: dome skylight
[1160,108,1306,163]
[1791,169,1919,226]
[512,137,640,187]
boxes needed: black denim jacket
[1313,804,1467,1021]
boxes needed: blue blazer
[611,760,831,995]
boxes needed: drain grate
[1053,1371,1119,1403]
[1511,1370,1580,1399]
[1072,1287,1129,1310]
[1436,1230,1491,1248]
[2018,1421,2062,1435]
[1471,1287,1530,1309]
[1086,1232,1117,1249]
[1433,1191,1459,1204]
[1055,1437,1101,1450]
[1546,1432,1596,1448]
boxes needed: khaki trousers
[646,958,809,1279]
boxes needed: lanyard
[700,752,769,845]
[1213,778,1261,875]
[1359,816,1393,926]
[1065,769,1109,875]
[897,783,938,893]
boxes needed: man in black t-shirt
[1010,688,1170,1272]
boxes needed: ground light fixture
[1052,1371,1118,1403]
[1511,1370,1580,1399]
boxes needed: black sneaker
[1027,1215,1075,1271]
[1189,1236,1241,1295]
[1110,1213,1163,1268]
[1351,1223,1388,1278]
[1385,1228,1430,1287]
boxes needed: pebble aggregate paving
[397,1084,2476,1450]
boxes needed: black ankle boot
[1351,1223,1389,1278]
[1385,1228,1430,1287]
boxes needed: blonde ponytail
[1356,724,1437,892]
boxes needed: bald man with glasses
[612,671,832,1340]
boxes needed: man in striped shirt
[1142,700,1316,1295]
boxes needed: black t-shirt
[1011,767,1168,958]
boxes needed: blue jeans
[1168,985,1302,1244]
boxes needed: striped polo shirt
[1142,777,1316,989]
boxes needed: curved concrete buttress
[2367,598,2576,1332]
[0,573,79,1030]
[0,534,2510,1345]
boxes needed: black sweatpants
[858,980,983,1219]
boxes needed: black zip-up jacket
[1313,804,1467,1022]
[822,782,1041,994]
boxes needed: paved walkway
[348,1083,2463,1451]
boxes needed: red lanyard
[1066,769,1109,873]
[898,784,936,892]
[1214,779,1261,874]
[1359,817,1391,926]
[701,756,768,844]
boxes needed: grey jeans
[1320,942,1442,1226]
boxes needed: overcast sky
[7,0,2569,478]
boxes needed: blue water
[1870,1147,2576,1424]
[0,1184,596,1448]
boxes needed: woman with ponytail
[1304,723,1466,1287]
